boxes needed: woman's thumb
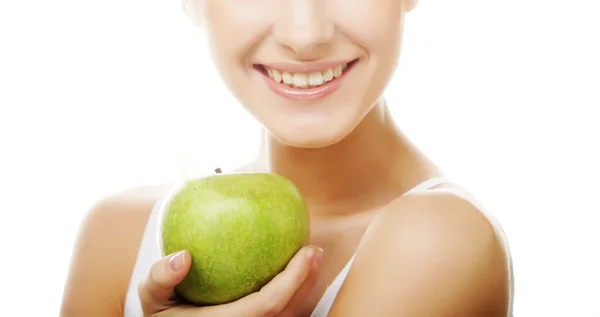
[138,250,191,315]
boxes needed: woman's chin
[266,122,354,149]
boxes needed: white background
[1,0,599,316]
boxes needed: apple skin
[158,172,310,305]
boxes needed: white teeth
[282,72,293,85]
[323,68,334,81]
[265,62,349,88]
[272,69,282,83]
[308,72,324,86]
[293,73,308,88]
[333,65,343,78]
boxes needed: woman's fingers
[138,250,192,316]
[247,246,323,316]
[145,246,323,317]
[280,260,321,316]
[187,246,323,317]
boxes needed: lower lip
[258,62,356,101]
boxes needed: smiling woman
[59,0,514,316]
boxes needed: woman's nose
[272,0,335,59]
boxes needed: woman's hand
[138,246,323,317]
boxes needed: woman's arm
[60,188,158,317]
[327,189,511,317]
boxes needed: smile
[254,59,359,101]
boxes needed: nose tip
[273,1,335,58]
[287,25,335,56]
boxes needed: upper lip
[258,59,357,73]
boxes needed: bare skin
[60,105,511,316]
[61,0,512,315]
[60,186,164,316]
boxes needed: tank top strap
[402,176,451,196]
[124,197,164,317]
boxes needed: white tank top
[123,177,514,317]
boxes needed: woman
[60,0,514,316]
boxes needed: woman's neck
[254,99,440,214]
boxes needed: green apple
[158,172,310,305]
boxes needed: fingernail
[305,247,316,263]
[169,250,185,272]
[314,247,324,265]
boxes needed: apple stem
[215,168,222,174]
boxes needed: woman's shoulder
[91,184,170,218]
[383,184,512,259]
[374,185,513,280]
[82,184,171,243]
[325,185,513,316]
[60,184,170,316]
[380,184,508,239]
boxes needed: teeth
[293,73,308,88]
[265,63,349,89]
[282,72,293,85]
[333,65,343,78]
[323,69,334,81]
[272,69,282,83]
[308,72,323,86]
